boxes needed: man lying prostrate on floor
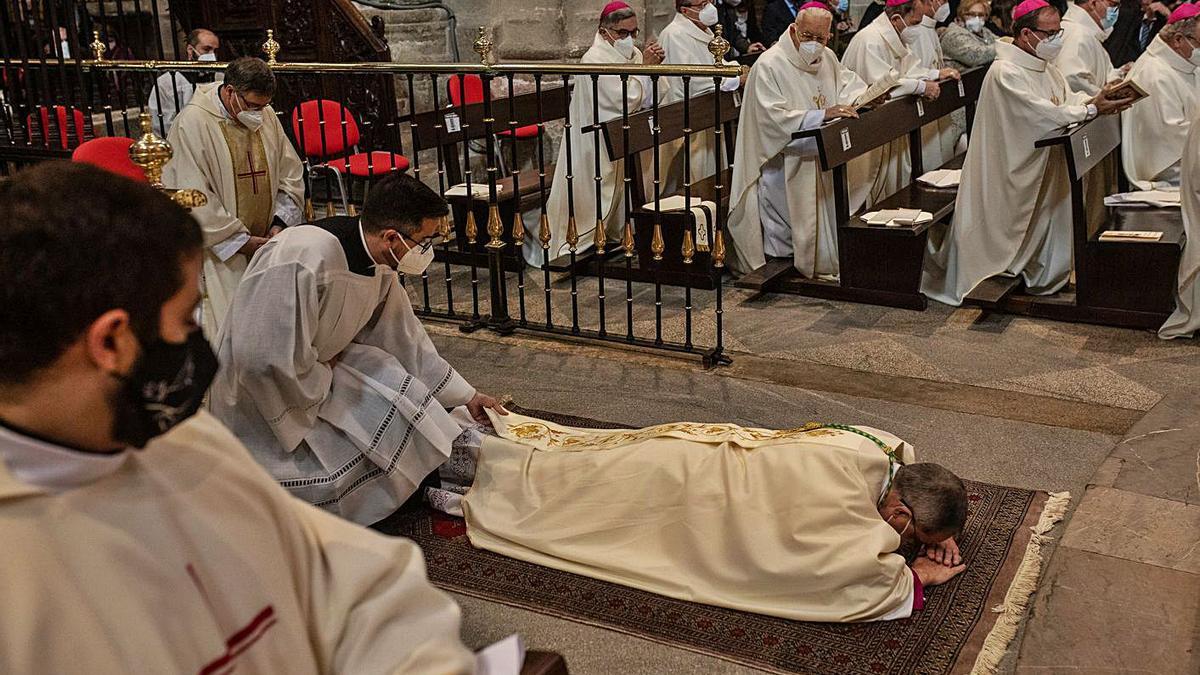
[0,163,473,673]
[210,171,504,526]
[430,410,969,623]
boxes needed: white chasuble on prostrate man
[463,411,919,623]
[921,38,1093,305]
[0,413,473,673]
[1159,110,1200,339]
[209,222,476,525]
[727,30,867,277]
[842,10,940,210]
[164,83,305,339]
[534,34,652,266]
[904,14,960,170]
[657,10,742,194]
[1121,30,1200,190]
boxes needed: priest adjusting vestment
[657,11,743,194]
[904,16,961,170]
[163,82,305,340]
[0,412,473,673]
[1121,35,1200,190]
[842,12,941,210]
[462,411,921,622]
[533,34,652,266]
[209,219,477,525]
[921,39,1093,305]
[1058,2,1120,95]
[727,34,868,277]
[1158,110,1200,338]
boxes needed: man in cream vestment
[1159,107,1200,338]
[842,0,957,210]
[0,163,472,674]
[727,4,868,277]
[456,410,968,623]
[164,57,305,340]
[902,0,962,170]
[657,0,745,193]
[211,173,503,526]
[1058,0,1121,95]
[533,2,663,265]
[921,0,1134,305]
[1121,6,1200,190]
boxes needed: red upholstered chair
[290,99,410,213]
[71,136,145,182]
[447,74,540,175]
[26,105,88,150]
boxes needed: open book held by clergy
[456,410,969,623]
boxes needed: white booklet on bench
[1103,190,1180,208]
[1098,230,1164,242]
[862,209,933,227]
[445,182,491,198]
[917,169,962,189]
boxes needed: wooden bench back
[1034,113,1120,182]
[599,89,741,158]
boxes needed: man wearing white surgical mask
[658,0,749,193]
[211,171,505,526]
[728,2,870,279]
[1058,0,1124,95]
[901,0,961,169]
[147,29,221,136]
[163,56,306,341]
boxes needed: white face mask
[611,34,636,58]
[696,3,719,26]
[196,52,217,62]
[1033,31,1064,61]
[797,40,824,66]
[1186,38,1200,67]
[389,236,436,276]
[725,0,742,6]
[902,24,922,44]
[934,2,951,22]
[964,16,986,33]
[237,110,264,131]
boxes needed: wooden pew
[410,84,569,270]
[735,66,987,310]
[571,88,741,289]
[965,114,1182,329]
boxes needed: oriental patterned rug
[374,406,1056,675]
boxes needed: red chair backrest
[26,105,87,150]
[447,74,485,107]
[290,99,361,159]
[71,136,146,183]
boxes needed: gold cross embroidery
[1050,94,1061,106]
[813,92,828,108]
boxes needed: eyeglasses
[1029,27,1065,40]
[605,27,640,39]
[404,233,443,253]
[899,496,918,535]
[232,89,268,112]
[796,30,830,44]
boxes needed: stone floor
[407,273,1200,674]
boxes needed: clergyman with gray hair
[163,55,306,341]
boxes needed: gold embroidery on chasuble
[219,122,273,237]
[813,91,828,109]
[1050,94,1061,106]
[505,420,847,452]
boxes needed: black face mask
[111,330,219,448]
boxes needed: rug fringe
[969,490,1071,675]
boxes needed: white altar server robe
[210,224,475,525]
[921,40,1091,305]
[0,412,473,674]
[906,17,959,170]
[1159,112,1200,338]
[727,35,867,276]
[1121,37,1200,190]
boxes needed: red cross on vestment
[235,150,267,194]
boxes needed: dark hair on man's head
[885,1,916,18]
[1011,5,1055,35]
[360,172,449,235]
[224,56,275,97]
[186,28,215,48]
[0,162,202,385]
[894,463,968,535]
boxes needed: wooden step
[964,275,1021,308]
[734,258,795,292]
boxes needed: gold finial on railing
[262,29,280,66]
[712,229,726,268]
[474,26,495,67]
[465,209,478,244]
[325,201,336,217]
[438,215,453,240]
[566,216,579,251]
[486,203,504,248]
[539,213,552,249]
[90,31,106,61]
[129,112,172,189]
[621,220,635,257]
[511,211,526,246]
[304,198,316,222]
[682,229,695,264]
[651,222,665,261]
[708,24,730,65]
[593,219,606,254]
